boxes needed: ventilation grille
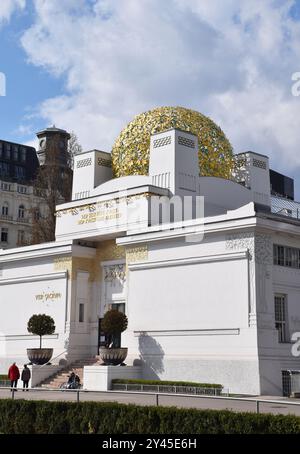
[97,157,111,168]
[178,136,195,149]
[253,158,266,170]
[77,158,92,168]
[153,136,171,148]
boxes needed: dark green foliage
[101,310,128,335]
[27,314,55,348]
[0,399,299,434]
[112,378,223,389]
[101,309,128,347]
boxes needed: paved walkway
[1,388,300,416]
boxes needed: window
[5,144,10,159]
[17,186,27,194]
[13,146,18,161]
[17,230,25,244]
[20,148,26,162]
[111,303,125,313]
[18,205,25,219]
[1,228,8,243]
[1,182,11,191]
[15,166,25,179]
[79,303,84,323]
[2,202,8,216]
[275,294,289,343]
[274,244,300,269]
[0,161,10,177]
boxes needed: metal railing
[36,350,68,370]
[1,386,300,414]
[112,383,226,396]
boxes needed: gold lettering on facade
[35,292,62,302]
[77,208,121,225]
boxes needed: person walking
[21,364,31,391]
[8,362,20,391]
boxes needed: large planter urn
[99,347,128,366]
[27,348,53,365]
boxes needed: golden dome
[111,106,234,179]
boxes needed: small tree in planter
[100,310,128,365]
[27,314,56,365]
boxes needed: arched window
[18,205,25,219]
[2,202,8,216]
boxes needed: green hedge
[0,375,8,380]
[0,399,299,434]
[112,378,223,389]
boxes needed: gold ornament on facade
[126,246,148,265]
[96,240,126,281]
[72,257,97,282]
[55,193,153,218]
[96,240,126,261]
[53,257,72,274]
[111,106,234,179]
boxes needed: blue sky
[1,0,300,195]
[0,2,63,142]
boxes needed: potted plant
[27,314,56,365]
[99,309,128,365]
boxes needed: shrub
[101,310,128,348]
[0,399,299,434]
[112,378,223,389]
[27,314,55,348]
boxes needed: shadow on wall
[134,333,165,379]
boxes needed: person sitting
[67,372,75,388]
[66,371,81,389]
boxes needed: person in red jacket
[8,362,20,391]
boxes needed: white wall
[123,242,260,394]
[0,272,68,372]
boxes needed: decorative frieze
[126,246,148,264]
[97,240,126,261]
[55,193,154,217]
[104,264,126,283]
[226,232,273,322]
[53,257,72,274]
[225,232,272,265]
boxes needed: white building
[0,120,300,396]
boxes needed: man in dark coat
[8,362,20,390]
[21,365,31,391]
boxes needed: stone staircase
[40,356,102,389]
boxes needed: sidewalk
[1,387,300,416]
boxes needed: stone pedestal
[83,365,141,391]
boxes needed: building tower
[37,126,71,169]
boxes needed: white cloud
[19,0,300,177]
[0,0,26,25]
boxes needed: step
[38,357,100,388]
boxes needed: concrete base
[83,365,142,391]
